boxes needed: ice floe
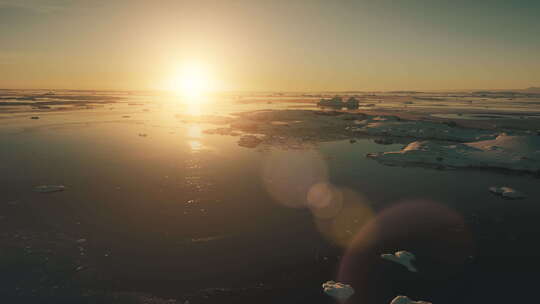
[322,281,355,301]
[318,96,360,109]
[230,120,259,131]
[390,295,432,304]
[229,110,356,143]
[203,127,240,136]
[367,134,540,173]
[33,185,65,193]
[489,186,526,199]
[354,120,497,142]
[381,250,417,272]
[238,135,262,148]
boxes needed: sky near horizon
[0,0,539,91]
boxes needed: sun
[169,63,211,99]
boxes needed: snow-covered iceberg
[381,250,417,272]
[354,120,497,142]
[367,134,540,173]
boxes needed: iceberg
[322,280,355,301]
[390,295,432,304]
[367,134,540,173]
[33,185,65,193]
[354,120,497,142]
[489,186,526,199]
[381,250,417,272]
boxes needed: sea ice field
[1,89,540,304]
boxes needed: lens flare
[261,150,328,209]
[313,188,374,248]
[337,200,474,304]
[307,182,344,219]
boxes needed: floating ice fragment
[489,186,526,199]
[390,295,432,304]
[322,280,354,301]
[33,185,65,193]
[381,250,417,272]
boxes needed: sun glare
[170,64,211,99]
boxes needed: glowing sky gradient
[1,0,539,91]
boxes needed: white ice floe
[381,250,417,272]
[390,295,432,304]
[489,186,526,199]
[367,134,540,173]
[354,120,497,142]
[322,281,355,301]
[33,185,65,193]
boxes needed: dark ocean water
[0,95,539,303]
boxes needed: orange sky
[1,0,539,91]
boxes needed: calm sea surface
[1,92,539,303]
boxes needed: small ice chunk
[381,250,417,272]
[489,186,526,199]
[390,295,432,304]
[33,185,65,193]
[322,281,355,301]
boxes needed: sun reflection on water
[187,124,202,139]
[188,140,203,151]
[186,100,202,116]
[186,124,204,151]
